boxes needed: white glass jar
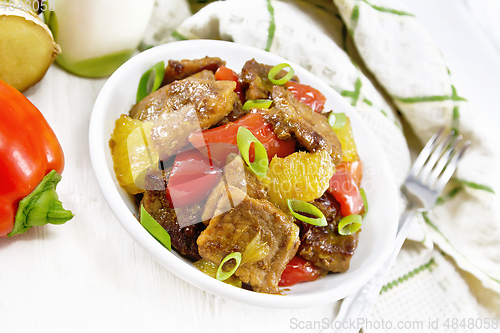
[47,0,155,77]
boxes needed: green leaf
[140,205,171,251]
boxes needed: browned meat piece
[202,154,268,223]
[297,192,359,273]
[129,70,214,123]
[263,85,342,165]
[129,84,169,121]
[162,56,225,85]
[197,187,300,294]
[240,59,275,100]
[129,70,215,121]
[185,69,216,81]
[130,78,237,160]
[240,59,298,101]
[215,98,247,126]
[140,168,205,261]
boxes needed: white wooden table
[1,1,499,332]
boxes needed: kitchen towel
[144,0,500,328]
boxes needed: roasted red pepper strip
[337,160,364,189]
[0,79,73,237]
[279,256,324,287]
[189,112,296,164]
[166,148,222,208]
[285,81,326,113]
[327,168,364,217]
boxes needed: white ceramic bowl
[89,40,399,308]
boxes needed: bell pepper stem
[8,170,73,237]
[47,207,74,222]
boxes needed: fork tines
[409,128,471,191]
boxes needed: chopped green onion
[216,252,242,281]
[328,113,347,129]
[338,215,362,235]
[287,199,327,227]
[237,127,269,178]
[140,204,171,250]
[268,63,294,85]
[136,61,165,103]
[242,99,273,110]
[360,188,368,218]
[194,259,242,287]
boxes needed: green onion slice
[360,188,368,218]
[328,113,347,130]
[338,214,362,235]
[287,199,327,227]
[216,252,242,281]
[242,99,273,110]
[268,63,294,85]
[136,61,165,103]
[237,127,269,177]
[140,204,171,250]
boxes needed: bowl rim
[89,39,399,309]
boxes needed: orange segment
[333,117,359,162]
[266,150,334,211]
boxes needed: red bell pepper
[166,148,222,207]
[279,256,324,287]
[337,160,364,189]
[327,168,364,217]
[285,81,326,113]
[189,112,296,164]
[0,79,73,237]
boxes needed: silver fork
[329,128,470,333]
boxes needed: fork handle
[329,210,416,333]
